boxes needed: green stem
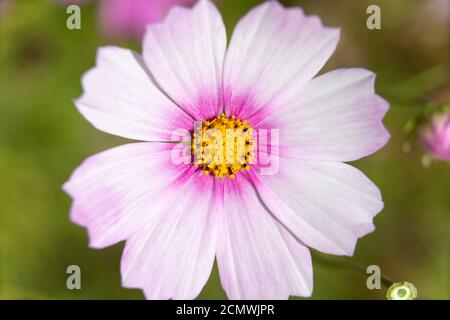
[312,251,393,288]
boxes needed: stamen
[192,113,254,178]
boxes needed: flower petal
[76,46,193,142]
[143,0,226,120]
[215,177,313,300]
[120,171,218,299]
[223,1,339,120]
[275,68,390,162]
[250,159,384,256]
[63,142,195,248]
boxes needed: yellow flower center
[192,113,254,179]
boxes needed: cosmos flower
[63,0,390,299]
[421,111,450,161]
[59,0,196,39]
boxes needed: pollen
[192,113,254,179]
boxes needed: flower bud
[420,111,450,161]
[386,282,418,300]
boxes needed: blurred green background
[0,0,449,299]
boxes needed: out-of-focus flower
[64,0,389,299]
[0,0,12,16]
[58,0,196,39]
[421,111,450,161]
[99,0,197,39]
[386,282,418,300]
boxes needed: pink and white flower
[421,112,450,161]
[63,0,390,299]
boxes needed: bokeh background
[0,0,449,299]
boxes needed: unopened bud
[386,282,418,300]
